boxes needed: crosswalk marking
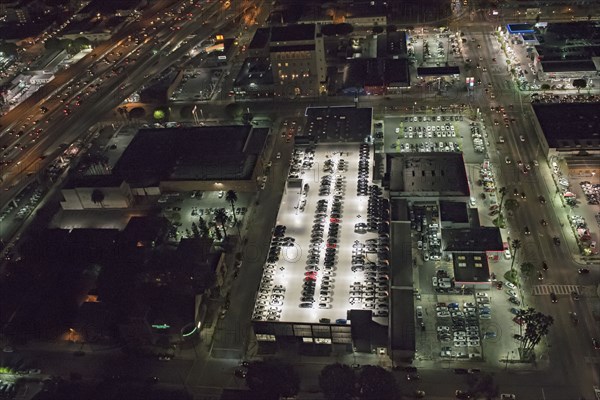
[531,285,580,296]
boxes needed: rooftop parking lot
[252,143,391,324]
[381,114,489,164]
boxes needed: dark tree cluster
[319,363,398,400]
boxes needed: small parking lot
[159,190,252,242]
[383,114,490,165]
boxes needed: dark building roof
[113,125,268,185]
[342,59,410,91]
[270,24,315,42]
[390,198,409,221]
[40,228,120,263]
[249,27,271,50]
[532,103,600,150]
[385,31,407,57]
[452,253,490,284]
[79,0,140,15]
[439,201,469,223]
[389,222,415,353]
[348,309,388,352]
[390,290,415,352]
[391,222,413,288]
[417,66,460,76]
[386,153,470,196]
[234,57,274,87]
[305,106,373,143]
[507,23,534,34]
[64,174,124,189]
[441,227,504,252]
[269,44,315,52]
[541,60,597,73]
[121,216,170,246]
[176,238,220,269]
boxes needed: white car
[520,135,525,142]
[468,340,480,346]
[476,292,489,298]
[454,341,467,347]
[437,311,451,318]
[432,277,438,287]
[504,249,511,259]
[505,282,517,290]
[437,326,450,333]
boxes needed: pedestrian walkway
[531,284,580,296]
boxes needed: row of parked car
[351,188,391,316]
[414,206,442,262]
[289,146,315,180]
[470,122,486,154]
[357,144,370,196]
[393,141,460,153]
[253,224,293,321]
[300,158,347,309]
[401,115,464,123]
[436,296,488,356]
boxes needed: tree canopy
[319,363,356,400]
[572,79,586,92]
[357,365,397,400]
[518,308,554,358]
[246,359,300,400]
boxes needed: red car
[513,316,524,325]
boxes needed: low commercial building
[304,106,373,143]
[531,102,600,175]
[60,175,134,210]
[341,58,410,95]
[113,125,271,194]
[384,153,470,199]
[441,227,503,287]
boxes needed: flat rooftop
[234,57,273,87]
[532,103,600,150]
[439,200,469,223]
[452,252,491,284]
[249,27,270,50]
[506,23,534,34]
[416,66,460,76]
[79,0,140,15]
[441,227,503,252]
[540,60,597,73]
[304,106,373,143]
[387,153,470,196]
[113,125,268,185]
[270,24,315,42]
[342,59,409,89]
[252,143,387,324]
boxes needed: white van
[470,197,476,207]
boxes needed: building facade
[270,24,327,98]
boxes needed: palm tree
[510,239,522,272]
[214,208,229,239]
[225,190,241,237]
[91,189,105,208]
[497,187,507,215]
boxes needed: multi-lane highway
[0,0,254,243]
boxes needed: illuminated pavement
[254,142,384,324]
